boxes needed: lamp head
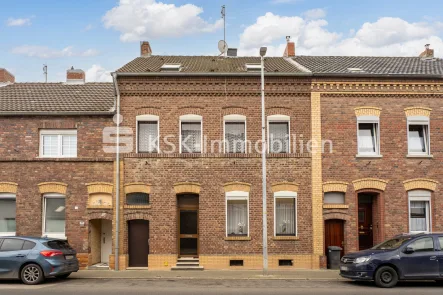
[259,47,267,57]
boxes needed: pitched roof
[292,56,443,76]
[0,83,115,115]
[116,56,304,74]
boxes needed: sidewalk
[71,269,343,281]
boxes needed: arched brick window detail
[352,178,388,191]
[38,182,68,194]
[223,182,251,193]
[173,182,201,194]
[0,182,18,194]
[323,181,348,193]
[271,182,298,193]
[403,178,438,192]
[404,107,432,118]
[124,183,151,195]
[86,182,113,208]
[354,107,382,117]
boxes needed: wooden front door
[128,220,149,267]
[325,219,344,259]
[178,209,198,256]
[358,203,373,250]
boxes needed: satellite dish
[218,40,228,54]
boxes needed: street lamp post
[260,46,268,275]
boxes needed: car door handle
[430,256,437,261]
[16,254,26,258]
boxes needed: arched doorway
[89,219,112,268]
[324,219,344,262]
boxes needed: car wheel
[21,264,44,285]
[435,280,443,286]
[55,273,72,279]
[374,266,398,288]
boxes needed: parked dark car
[340,233,443,288]
[0,237,79,285]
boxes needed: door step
[88,263,110,270]
[172,258,204,270]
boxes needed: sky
[1,0,443,82]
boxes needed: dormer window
[245,64,262,72]
[347,68,365,73]
[160,64,182,72]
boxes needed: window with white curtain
[43,194,66,238]
[407,117,430,155]
[224,115,246,153]
[268,115,290,153]
[357,121,379,155]
[0,194,16,236]
[40,130,77,158]
[180,115,202,153]
[324,192,345,204]
[138,121,159,153]
[226,191,249,236]
[408,190,431,233]
[274,191,297,236]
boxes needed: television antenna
[43,64,48,83]
[221,5,226,57]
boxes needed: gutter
[112,72,121,271]
[0,111,114,116]
[311,73,443,79]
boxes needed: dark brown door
[128,220,149,267]
[325,219,344,259]
[179,210,198,256]
[358,203,373,250]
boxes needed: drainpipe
[112,72,121,271]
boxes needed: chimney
[0,68,15,85]
[140,41,152,57]
[227,48,238,57]
[66,67,85,84]
[419,44,434,59]
[283,36,295,57]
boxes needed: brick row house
[1,42,443,270]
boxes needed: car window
[46,240,73,250]
[0,239,25,251]
[22,241,36,250]
[408,237,434,252]
[439,237,443,250]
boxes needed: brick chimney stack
[419,44,434,58]
[66,67,85,84]
[0,68,15,84]
[141,41,152,57]
[283,36,295,57]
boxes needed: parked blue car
[0,236,79,285]
[340,233,443,288]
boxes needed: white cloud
[6,17,32,26]
[238,13,443,57]
[11,46,100,59]
[102,0,223,42]
[85,65,112,82]
[84,24,94,31]
[302,8,326,20]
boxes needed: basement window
[245,64,262,72]
[160,63,182,72]
[126,193,149,205]
[279,259,293,266]
[230,259,244,266]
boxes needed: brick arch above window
[124,183,151,195]
[403,178,438,192]
[354,106,382,117]
[323,212,350,221]
[404,107,432,118]
[38,182,68,195]
[174,182,201,194]
[86,182,113,195]
[352,178,388,192]
[271,181,299,193]
[124,212,152,221]
[323,181,348,193]
[0,182,18,194]
[224,182,251,193]
[87,212,113,221]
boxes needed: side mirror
[404,247,415,254]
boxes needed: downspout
[112,72,121,271]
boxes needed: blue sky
[1,0,443,82]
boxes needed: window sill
[323,204,349,209]
[224,236,251,241]
[124,205,152,209]
[355,154,383,159]
[273,236,299,241]
[87,205,112,210]
[0,232,16,237]
[406,154,433,158]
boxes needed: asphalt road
[0,278,442,294]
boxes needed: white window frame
[267,115,291,153]
[225,191,249,237]
[407,116,430,156]
[273,191,297,237]
[179,114,203,154]
[223,114,247,153]
[0,193,16,237]
[136,115,160,153]
[42,193,66,239]
[39,129,77,158]
[356,116,380,156]
[408,190,432,234]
